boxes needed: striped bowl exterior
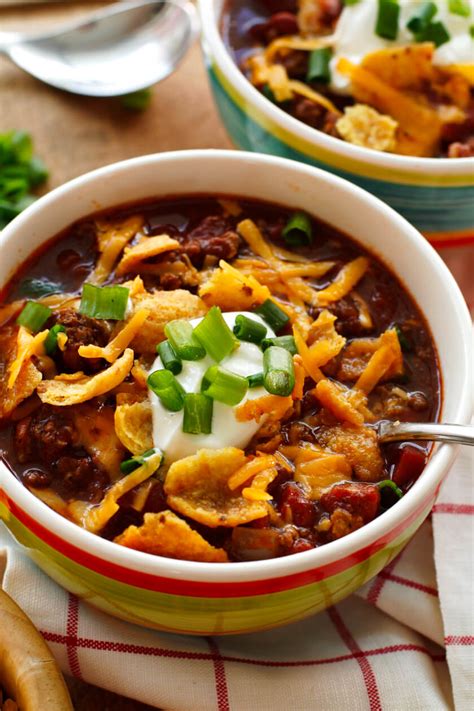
[206,62,474,248]
[0,490,434,636]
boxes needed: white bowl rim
[0,149,472,585]
[199,0,474,177]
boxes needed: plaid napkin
[0,440,472,711]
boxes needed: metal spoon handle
[378,421,474,446]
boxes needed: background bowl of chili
[198,0,474,249]
[0,150,471,635]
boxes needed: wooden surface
[0,3,230,709]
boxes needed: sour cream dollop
[148,312,275,464]
[330,0,474,93]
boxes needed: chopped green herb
[182,393,213,434]
[120,448,159,475]
[147,369,186,412]
[193,306,237,362]
[448,0,471,17]
[393,324,412,352]
[247,372,264,388]
[416,20,451,46]
[307,48,333,83]
[261,335,298,355]
[120,88,152,111]
[157,339,182,375]
[254,299,290,334]
[201,365,248,406]
[44,324,66,355]
[263,346,295,397]
[80,284,129,320]
[16,301,51,333]
[233,314,267,345]
[375,0,400,40]
[377,479,403,509]
[406,1,437,33]
[282,211,313,246]
[165,319,206,361]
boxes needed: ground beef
[182,216,241,267]
[14,405,109,502]
[54,308,111,373]
[321,481,380,540]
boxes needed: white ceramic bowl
[0,150,471,635]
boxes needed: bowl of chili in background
[198,0,474,247]
[0,150,471,636]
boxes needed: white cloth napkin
[1,442,472,711]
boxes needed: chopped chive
[393,324,412,352]
[233,314,267,345]
[261,335,297,355]
[164,319,206,361]
[120,448,159,475]
[307,48,332,83]
[79,284,129,320]
[157,339,182,375]
[377,479,403,509]
[416,20,451,47]
[254,299,290,334]
[16,301,51,333]
[375,0,400,40]
[247,372,264,388]
[182,393,213,434]
[193,306,237,362]
[263,346,295,397]
[448,0,471,17]
[201,365,248,406]
[282,211,313,246]
[406,1,437,33]
[44,324,66,355]
[147,369,186,411]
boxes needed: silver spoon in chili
[378,420,474,447]
[0,0,197,97]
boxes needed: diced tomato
[278,482,317,528]
[320,482,380,523]
[392,445,426,488]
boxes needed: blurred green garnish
[0,130,48,229]
[120,88,153,111]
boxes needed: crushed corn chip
[114,399,153,455]
[91,216,144,284]
[164,448,268,527]
[79,309,150,363]
[228,454,277,490]
[73,403,126,481]
[336,104,398,152]
[37,348,134,406]
[8,327,47,389]
[115,510,228,562]
[115,234,180,276]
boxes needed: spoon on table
[378,420,474,446]
[0,0,198,97]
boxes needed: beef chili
[0,195,440,562]
[222,0,474,158]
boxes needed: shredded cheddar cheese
[115,234,180,277]
[316,257,369,306]
[228,454,277,491]
[314,379,364,426]
[91,216,144,284]
[78,308,150,363]
[355,328,403,394]
[8,327,48,389]
[235,393,293,423]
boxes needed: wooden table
[0,2,230,709]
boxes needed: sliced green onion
[448,0,471,17]
[16,301,51,332]
[377,479,403,509]
[147,369,186,411]
[157,339,182,375]
[18,277,61,298]
[282,211,313,246]
[120,448,159,475]
[406,1,437,33]
[201,365,248,406]
[233,314,267,345]
[254,299,290,334]
[193,306,237,362]
[164,319,206,361]
[79,283,129,320]
[416,20,451,47]
[261,335,297,355]
[393,324,412,352]
[44,324,66,355]
[182,393,213,434]
[307,48,332,83]
[375,0,400,40]
[263,346,295,397]
[247,372,264,388]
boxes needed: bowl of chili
[0,149,471,635]
[199,0,474,248]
